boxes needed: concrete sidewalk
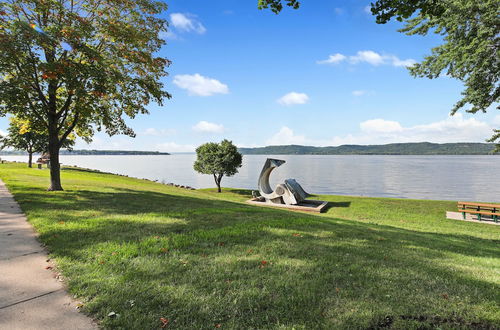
[0,180,97,329]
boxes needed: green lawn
[1,162,499,329]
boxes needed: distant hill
[0,149,170,156]
[238,143,497,155]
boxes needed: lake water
[1,154,499,202]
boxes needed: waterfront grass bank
[0,162,498,329]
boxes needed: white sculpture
[258,158,310,205]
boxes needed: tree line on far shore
[239,142,498,155]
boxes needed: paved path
[0,180,97,329]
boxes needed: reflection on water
[2,154,499,202]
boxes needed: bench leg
[478,213,481,221]
[462,212,466,220]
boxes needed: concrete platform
[446,211,499,226]
[247,197,329,213]
[0,179,97,329]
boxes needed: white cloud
[316,53,346,65]
[192,121,225,134]
[143,128,176,136]
[266,127,307,146]
[334,8,344,15]
[343,114,493,144]
[277,92,309,106]
[265,114,494,147]
[169,13,206,34]
[155,142,195,153]
[389,56,417,67]
[350,50,385,66]
[318,50,416,68]
[173,74,229,96]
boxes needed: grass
[0,162,499,329]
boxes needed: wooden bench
[457,202,499,223]
[36,160,48,169]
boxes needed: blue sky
[1,0,498,152]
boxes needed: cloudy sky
[1,0,498,152]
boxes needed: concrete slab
[0,228,43,260]
[0,215,33,233]
[0,290,95,330]
[0,253,62,307]
[0,179,97,329]
[446,211,499,226]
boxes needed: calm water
[2,154,499,202]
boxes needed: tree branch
[58,110,79,148]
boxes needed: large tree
[193,140,243,193]
[0,0,171,190]
[259,0,499,150]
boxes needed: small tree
[0,117,74,167]
[194,140,242,193]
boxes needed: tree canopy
[0,0,171,189]
[258,0,499,150]
[193,140,243,193]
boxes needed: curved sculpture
[258,158,310,205]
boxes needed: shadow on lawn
[13,185,500,328]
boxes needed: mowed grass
[0,162,499,329]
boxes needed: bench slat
[458,209,499,216]
[457,202,500,208]
[458,206,498,211]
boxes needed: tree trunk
[213,173,222,193]
[47,119,63,191]
[216,174,223,193]
[28,151,33,168]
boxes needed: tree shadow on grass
[11,185,500,329]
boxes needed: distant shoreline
[0,150,170,156]
[238,142,497,155]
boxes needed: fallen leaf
[217,242,225,246]
[111,252,117,256]
[215,324,222,328]
[160,248,168,253]
[259,260,268,268]
[76,303,84,309]
[45,266,53,270]
[442,293,449,300]
[99,260,105,264]
[335,287,340,293]
[58,221,65,225]
[292,233,302,237]
[160,317,169,328]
